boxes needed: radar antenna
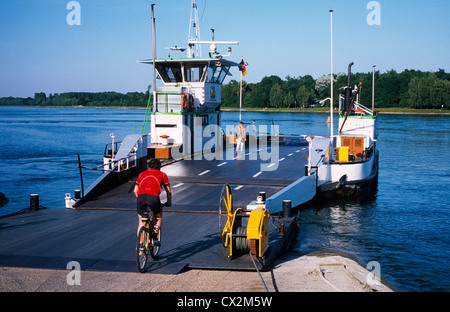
[168,1,238,59]
[187,0,202,58]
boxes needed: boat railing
[110,152,138,172]
[84,150,138,173]
[83,135,148,173]
[106,134,147,172]
[352,101,374,116]
[104,141,122,158]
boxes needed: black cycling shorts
[137,194,162,216]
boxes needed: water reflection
[296,195,378,257]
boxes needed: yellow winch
[247,207,270,258]
[219,184,270,260]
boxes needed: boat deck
[0,142,308,274]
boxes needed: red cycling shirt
[135,169,170,196]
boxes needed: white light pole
[239,70,243,122]
[329,10,334,152]
[372,65,376,112]
[151,4,157,112]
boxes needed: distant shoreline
[2,105,449,115]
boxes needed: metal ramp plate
[0,143,306,274]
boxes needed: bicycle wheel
[136,226,149,273]
[150,226,161,259]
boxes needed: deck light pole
[329,10,334,152]
[239,70,243,122]
[372,65,376,111]
[151,4,157,113]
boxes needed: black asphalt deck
[0,143,308,274]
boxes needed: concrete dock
[0,253,393,292]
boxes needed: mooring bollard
[282,200,292,218]
[259,191,266,202]
[65,193,77,209]
[30,194,39,211]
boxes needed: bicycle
[136,210,161,273]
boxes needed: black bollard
[259,192,266,202]
[282,200,292,218]
[30,194,39,211]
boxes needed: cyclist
[134,159,172,237]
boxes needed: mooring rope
[73,207,219,214]
[249,251,269,292]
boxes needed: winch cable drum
[219,184,270,260]
[234,226,250,252]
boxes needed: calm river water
[0,106,449,291]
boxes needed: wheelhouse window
[156,63,183,83]
[184,62,208,82]
[207,63,230,84]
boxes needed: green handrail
[141,91,153,135]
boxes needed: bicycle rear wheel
[136,226,149,273]
[150,226,161,259]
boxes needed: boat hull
[319,150,379,199]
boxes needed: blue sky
[1,0,449,98]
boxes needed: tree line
[0,91,152,108]
[1,69,449,110]
[222,69,450,110]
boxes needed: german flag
[239,59,247,77]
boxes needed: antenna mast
[187,0,201,58]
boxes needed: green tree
[296,85,314,108]
[221,80,240,108]
[315,74,335,100]
[283,92,295,108]
[34,92,47,105]
[251,75,282,108]
[269,83,286,108]
[408,73,450,109]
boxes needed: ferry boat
[307,62,379,198]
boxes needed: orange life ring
[182,94,188,110]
